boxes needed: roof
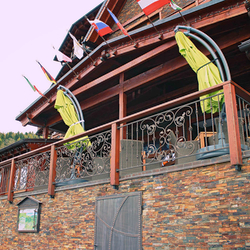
[0,138,59,162]
[15,0,250,135]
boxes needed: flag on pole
[53,47,72,63]
[22,75,48,99]
[107,8,130,37]
[22,75,36,91]
[36,61,57,85]
[69,32,84,59]
[87,18,113,37]
[170,0,182,10]
[136,0,170,16]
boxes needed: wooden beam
[42,127,49,139]
[110,122,120,186]
[46,24,250,127]
[223,83,242,167]
[48,144,57,198]
[20,4,246,127]
[7,159,16,203]
[119,73,127,139]
[72,40,177,96]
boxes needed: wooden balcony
[1,80,250,202]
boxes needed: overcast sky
[0,0,103,133]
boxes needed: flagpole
[146,16,163,39]
[65,62,80,79]
[178,11,188,26]
[100,36,112,49]
[81,45,97,66]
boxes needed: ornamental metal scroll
[55,130,111,184]
[14,151,51,191]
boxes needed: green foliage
[0,132,39,149]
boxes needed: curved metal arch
[57,85,85,130]
[174,25,231,81]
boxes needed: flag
[107,8,130,37]
[69,32,84,59]
[170,0,182,11]
[53,47,72,63]
[22,75,35,91]
[136,0,170,16]
[87,18,113,37]
[33,85,47,98]
[36,61,57,85]
[22,75,48,99]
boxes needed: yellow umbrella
[54,89,91,150]
[175,31,224,113]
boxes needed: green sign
[18,208,37,231]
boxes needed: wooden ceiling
[15,0,250,136]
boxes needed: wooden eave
[0,139,59,162]
[16,0,249,134]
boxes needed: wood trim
[110,123,120,186]
[223,83,242,166]
[48,145,57,198]
[7,159,16,203]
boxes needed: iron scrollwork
[56,130,111,183]
[14,151,51,191]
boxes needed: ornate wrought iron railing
[55,130,111,186]
[0,81,249,201]
[14,150,51,192]
[118,92,226,173]
[0,164,10,195]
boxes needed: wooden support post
[48,145,57,198]
[42,126,49,139]
[223,83,242,169]
[7,159,16,203]
[110,123,120,187]
[119,73,127,139]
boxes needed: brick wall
[1,159,250,249]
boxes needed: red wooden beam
[110,122,120,186]
[73,40,176,96]
[48,145,57,198]
[223,82,242,168]
[7,159,16,203]
[119,73,127,139]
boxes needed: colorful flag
[36,61,57,85]
[136,0,170,16]
[53,47,72,63]
[69,32,84,59]
[87,18,113,37]
[33,85,47,98]
[22,75,36,91]
[22,75,48,99]
[107,8,130,37]
[170,0,182,11]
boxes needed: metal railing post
[110,122,120,187]
[7,159,16,203]
[223,82,242,169]
[48,145,57,198]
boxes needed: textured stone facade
[1,158,250,249]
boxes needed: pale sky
[0,0,103,133]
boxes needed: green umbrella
[54,89,90,150]
[175,31,224,113]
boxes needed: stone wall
[1,159,250,249]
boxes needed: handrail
[0,80,237,168]
[1,80,250,200]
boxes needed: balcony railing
[0,81,250,202]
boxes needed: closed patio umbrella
[54,89,90,150]
[175,31,224,113]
